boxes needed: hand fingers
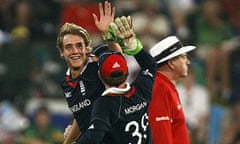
[98,3,104,18]
[114,17,123,27]
[127,16,133,29]
[111,6,116,20]
[111,16,135,39]
[64,125,72,139]
[114,17,126,33]
[105,1,111,16]
[120,16,130,31]
[115,16,134,37]
[104,1,115,21]
[110,22,123,39]
[92,14,99,25]
[115,16,133,32]
[124,16,135,38]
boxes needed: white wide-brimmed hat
[150,36,196,64]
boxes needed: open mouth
[70,55,81,60]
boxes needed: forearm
[76,129,105,144]
[107,41,122,53]
[135,49,157,77]
[77,118,110,144]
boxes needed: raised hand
[93,1,115,34]
[110,16,143,55]
[110,16,134,40]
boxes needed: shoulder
[91,97,117,121]
[82,62,99,80]
[95,96,117,106]
[85,62,99,73]
[93,96,119,114]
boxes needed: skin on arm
[63,119,81,144]
[92,1,115,34]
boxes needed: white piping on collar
[101,82,131,96]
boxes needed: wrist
[102,32,113,41]
[101,27,115,42]
[123,38,143,55]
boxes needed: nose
[71,46,78,52]
[71,46,82,53]
[187,58,191,64]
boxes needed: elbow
[90,131,105,143]
[77,130,105,144]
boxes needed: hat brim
[156,45,196,64]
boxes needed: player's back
[93,85,152,144]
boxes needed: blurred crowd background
[0,0,239,143]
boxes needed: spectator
[131,0,171,50]
[21,105,64,144]
[0,34,32,105]
[0,0,15,32]
[29,0,61,40]
[223,0,240,36]
[188,0,234,100]
[11,1,31,42]
[113,0,139,16]
[177,69,210,143]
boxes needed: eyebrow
[64,42,84,47]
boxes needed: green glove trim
[123,38,143,55]
[102,26,116,42]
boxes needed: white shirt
[177,83,210,128]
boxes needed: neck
[71,69,81,79]
[105,82,126,89]
[70,65,85,79]
[158,68,178,85]
[70,58,88,79]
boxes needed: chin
[70,62,82,69]
[72,66,81,71]
[181,73,188,77]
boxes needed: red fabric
[148,72,189,144]
[66,76,78,88]
[61,3,99,33]
[223,0,240,33]
[124,86,136,98]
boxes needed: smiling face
[60,34,88,72]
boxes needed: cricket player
[76,16,157,144]
[57,2,117,143]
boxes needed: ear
[97,71,101,79]
[167,60,175,70]
[86,46,92,53]
[98,71,107,86]
[59,50,64,58]
[98,71,104,83]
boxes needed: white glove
[110,16,143,55]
